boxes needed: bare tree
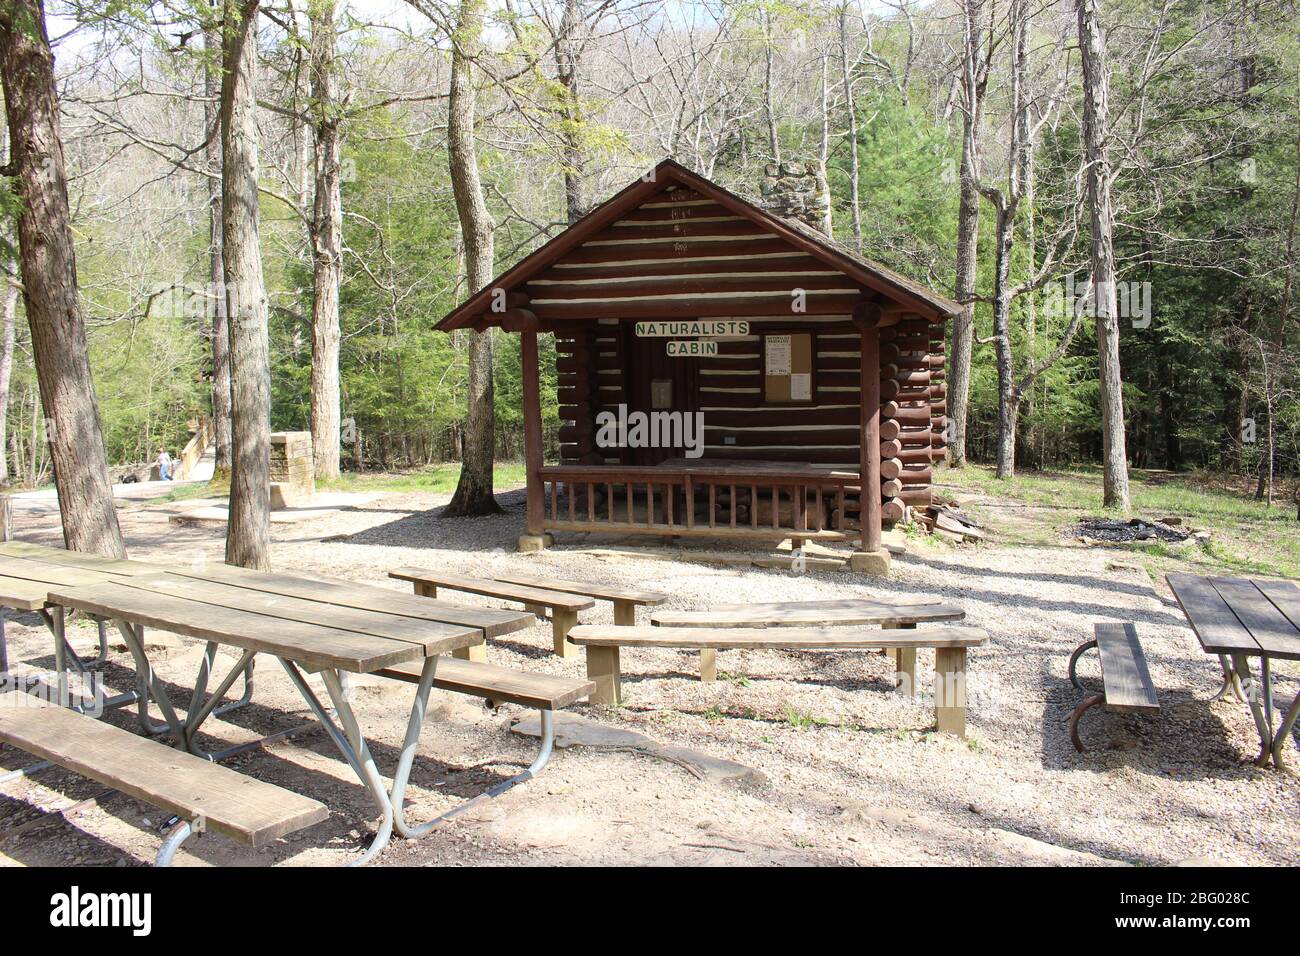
[0,0,125,556]
[837,1,863,250]
[204,15,232,477]
[975,0,1078,478]
[1076,0,1130,509]
[222,0,272,568]
[308,0,343,481]
[444,0,501,516]
[948,0,990,468]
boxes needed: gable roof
[435,158,959,331]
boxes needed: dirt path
[1,487,1295,867]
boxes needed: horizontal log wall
[547,183,947,523]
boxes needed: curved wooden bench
[389,568,594,659]
[1068,622,1160,752]
[568,624,989,736]
[0,692,327,865]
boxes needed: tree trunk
[1076,0,1131,510]
[444,0,500,517]
[991,206,1017,478]
[554,0,587,222]
[204,21,232,477]
[948,0,985,469]
[0,0,124,557]
[221,0,271,568]
[308,0,342,481]
[816,55,834,237]
[838,3,862,249]
[0,277,16,484]
[762,9,780,164]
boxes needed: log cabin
[434,159,960,571]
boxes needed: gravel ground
[0,484,1295,867]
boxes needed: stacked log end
[879,316,946,525]
[557,324,620,465]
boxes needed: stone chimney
[760,161,832,236]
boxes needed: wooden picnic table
[0,542,536,862]
[0,543,172,722]
[1167,572,1300,768]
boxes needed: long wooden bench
[377,656,594,710]
[492,573,668,626]
[651,598,967,690]
[567,624,989,736]
[389,568,594,659]
[1067,622,1161,752]
[0,692,327,865]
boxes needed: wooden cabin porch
[536,460,861,544]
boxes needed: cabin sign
[667,340,718,357]
[634,320,749,338]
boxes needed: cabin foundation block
[848,548,892,575]
[517,534,548,553]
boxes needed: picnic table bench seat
[0,692,327,865]
[377,656,594,710]
[1067,623,1161,752]
[389,567,668,659]
[491,572,668,625]
[568,624,989,736]
[651,598,967,703]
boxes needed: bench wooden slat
[0,692,327,846]
[0,574,53,611]
[378,657,595,710]
[1094,623,1159,713]
[651,599,963,628]
[169,563,533,638]
[0,541,164,577]
[115,574,480,655]
[491,573,668,606]
[568,624,988,649]
[45,581,424,673]
[1167,573,1261,655]
[1209,577,1300,660]
[388,569,595,612]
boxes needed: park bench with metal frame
[0,690,327,866]
[1067,622,1161,752]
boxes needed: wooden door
[620,324,699,466]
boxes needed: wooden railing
[536,464,861,542]
[177,416,214,481]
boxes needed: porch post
[851,303,889,574]
[520,329,547,551]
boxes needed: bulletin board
[764,333,814,403]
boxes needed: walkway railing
[177,417,214,481]
[536,464,860,542]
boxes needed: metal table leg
[1212,654,1246,702]
[0,607,9,690]
[278,658,394,866]
[1271,691,1300,769]
[155,819,197,867]
[277,656,559,864]
[113,620,284,761]
[1230,653,1274,767]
